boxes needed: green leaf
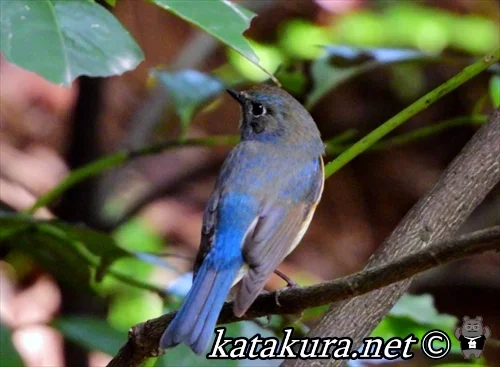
[0,213,130,282]
[153,321,276,366]
[98,219,164,331]
[150,0,273,78]
[227,40,284,82]
[489,74,500,108]
[437,364,484,367]
[152,70,225,130]
[0,324,24,367]
[279,19,330,60]
[0,214,32,240]
[15,230,94,288]
[104,0,117,7]
[275,67,307,95]
[53,316,125,356]
[390,294,457,329]
[307,46,429,108]
[372,294,462,354]
[43,221,130,280]
[0,0,143,85]
[108,291,163,332]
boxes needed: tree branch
[24,135,238,215]
[323,47,499,178]
[325,115,487,154]
[107,225,500,366]
[25,49,499,216]
[285,108,500,367]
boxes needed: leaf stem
[325,114,487,154]
[25,48,499,212]
[370,115,487,150]
[25,135,239,215]
[323,47,499,178]
[36,223,168,297]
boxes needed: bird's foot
[274,269,298,307]
[274,269,298,288]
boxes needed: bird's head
[226,85,324,155]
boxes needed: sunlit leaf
[102,220,165,330]
[390,294,456,328]
[53,316,125,356]
[372,294,461,354]
[307,46,429,108]
[452,16,499,55]
[490,74,500,108]
[153,321,276,366]
[279,19,330,59]
[0,324,24,367]
[150,0,274,78]
[437,364,484,367]
[0,213,131,282]
[108,291,163,332]
[228,40,284,82]
[152,70,225,130]
[0,0,143,85]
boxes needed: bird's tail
[159,258,241,355]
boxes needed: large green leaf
[0,0,143,85]
[152,69,225,130]
[0,325,24,367]
[53,316,125,356]
[389,293,456,328]
[0,213,130,282]
[372,294,462,355]
[17,231,94,288]
[42,221,130,280]
[307,46,429,108]
[0,215,32,241]
[151,0,265,71]
[102,220,165,331]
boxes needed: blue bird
[159,85,325,355]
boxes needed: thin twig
[25,112,488,218]
[325,115,487,154]
[25,136,239,215]
[33,225,169,298]
[107,226,500,367]
[323,47,499,178]
[25,47,498,217]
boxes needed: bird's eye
[251,103,265,117]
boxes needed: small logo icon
[454,316,491,359]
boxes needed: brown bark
[107,224,500,366]
[285,108,500,367]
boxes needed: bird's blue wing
[233,157,324,317]
[162,189,260,354]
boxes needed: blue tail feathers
[160,258,242,355]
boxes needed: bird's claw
[273,269,298,307]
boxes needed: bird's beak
[226,89,246,105]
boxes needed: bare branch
[107,224,500,367]
[285,108,500,367]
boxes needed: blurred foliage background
[0,0,499,366]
